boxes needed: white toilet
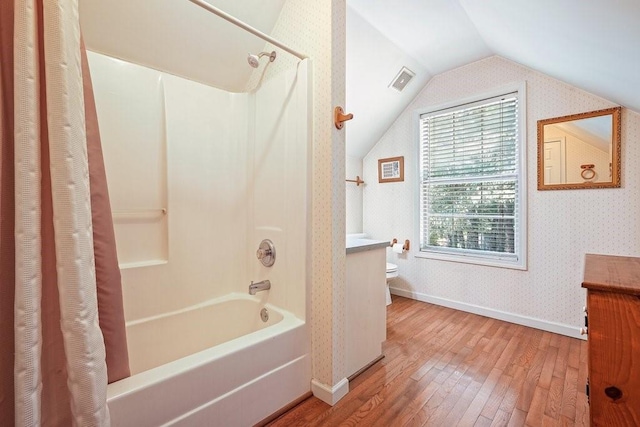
[385,263,398,306]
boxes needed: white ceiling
[79,0,286,92]
[347,0,640,159]
[80,0,640,158]
[457,0,640,116]
[345,6,431,159]
[349,0,493,76]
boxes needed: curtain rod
[186,0,308,60]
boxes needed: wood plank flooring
[266,296,589,427]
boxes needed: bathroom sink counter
[345,238,387,378]
[346,238,390,254]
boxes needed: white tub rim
[107,292,304,401]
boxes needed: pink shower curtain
[0,0,129,425]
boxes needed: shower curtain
[0,0,129,425]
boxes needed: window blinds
[420,93,519,259]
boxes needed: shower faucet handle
[256,239,276,267]
[256,247,271,259]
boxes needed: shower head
[247,53,260,68]
[247,51,277,68]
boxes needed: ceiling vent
[389,67,415,92]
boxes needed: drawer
[587,290,640,426]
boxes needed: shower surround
[88,51,311,425]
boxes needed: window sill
[415,250,527,271]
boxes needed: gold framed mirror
[537,106,621,190]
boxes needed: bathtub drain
[260,308,269,322]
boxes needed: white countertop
[346,237,390,254]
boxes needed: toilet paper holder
[391,238,410,251]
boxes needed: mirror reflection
[537,107,621,190]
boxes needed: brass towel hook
[334,106,354,129]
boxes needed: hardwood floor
[266,296,589,427]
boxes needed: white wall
[344,5,431,237]
[244,0,351,400]
[246,0,349,396]
[90,52,249,321]
[89,51,309,322]
[88,53,168,268]
[250,61,311,320]
[363,56,640,336]
[345,155,363,234]
[163,73,250,307]
[545,125,610,183]
[345,6,430,159]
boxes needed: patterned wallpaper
[249,0,348,388]
[329,1,347,387]
[364,56,640,332]
[346,155,363,234]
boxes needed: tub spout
[249,280,271,295]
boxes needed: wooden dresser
[582,254,640,426]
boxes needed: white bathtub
[107,293,311,426]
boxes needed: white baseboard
[311,377,349,406]
[390,287,585,340]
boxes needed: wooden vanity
[582,254,640,426]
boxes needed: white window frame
[414,82,527,270]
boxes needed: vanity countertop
[346,238,390,254]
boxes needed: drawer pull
[586,382,589,398]
[604,386,622,400]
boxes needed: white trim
[414,251,525,270]
[390,287,585,340]
[413,81,528,271]
[414,82,525,117]
[311,377,349,406]
[517,81,528,270]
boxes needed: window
[418,87,526,269]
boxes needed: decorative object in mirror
[537,107,621,190]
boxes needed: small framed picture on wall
[378,156,404,183]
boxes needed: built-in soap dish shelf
[112,208,167,222]
[119,259,168,270]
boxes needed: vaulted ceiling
[347,0,640,158]
[79,1,640,159]
[79,0,286,92]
